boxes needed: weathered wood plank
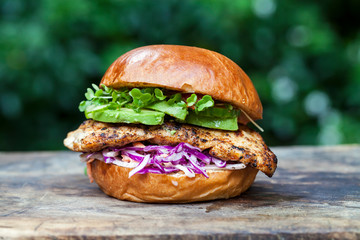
[0,145,359,239]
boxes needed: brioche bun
[100,45,263,123]
[91,160,259,203]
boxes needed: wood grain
[0,145,359,239]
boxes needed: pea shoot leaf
[195,95,214,112]
[167,93,182,105]
[186,94,197,107]
[154,88,166,100]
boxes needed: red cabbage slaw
[81,142,246,178]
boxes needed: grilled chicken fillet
[64,120,277,177]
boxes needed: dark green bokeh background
[1,0,359,151]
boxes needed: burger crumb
[171,180,178,187]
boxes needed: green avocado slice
[185,111,238,131]
[195,107,240,119]
[86,108,165,125]
[146,101,188,120]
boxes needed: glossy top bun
[90,160,258,203]
[100,45,263,121]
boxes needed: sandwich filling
[64,84,277,179]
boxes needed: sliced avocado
[185,111,238,131]
[195,107,240,119]
[146,101,188,120]
[86,108,165,125]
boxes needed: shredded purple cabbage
[82,142,245,178]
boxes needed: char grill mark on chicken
[64,120,277,177]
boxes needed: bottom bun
[90,160,259,203]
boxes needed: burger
[64,45,277,203]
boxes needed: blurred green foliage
[0,0,359,150]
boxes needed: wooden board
[0,145,359,239]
